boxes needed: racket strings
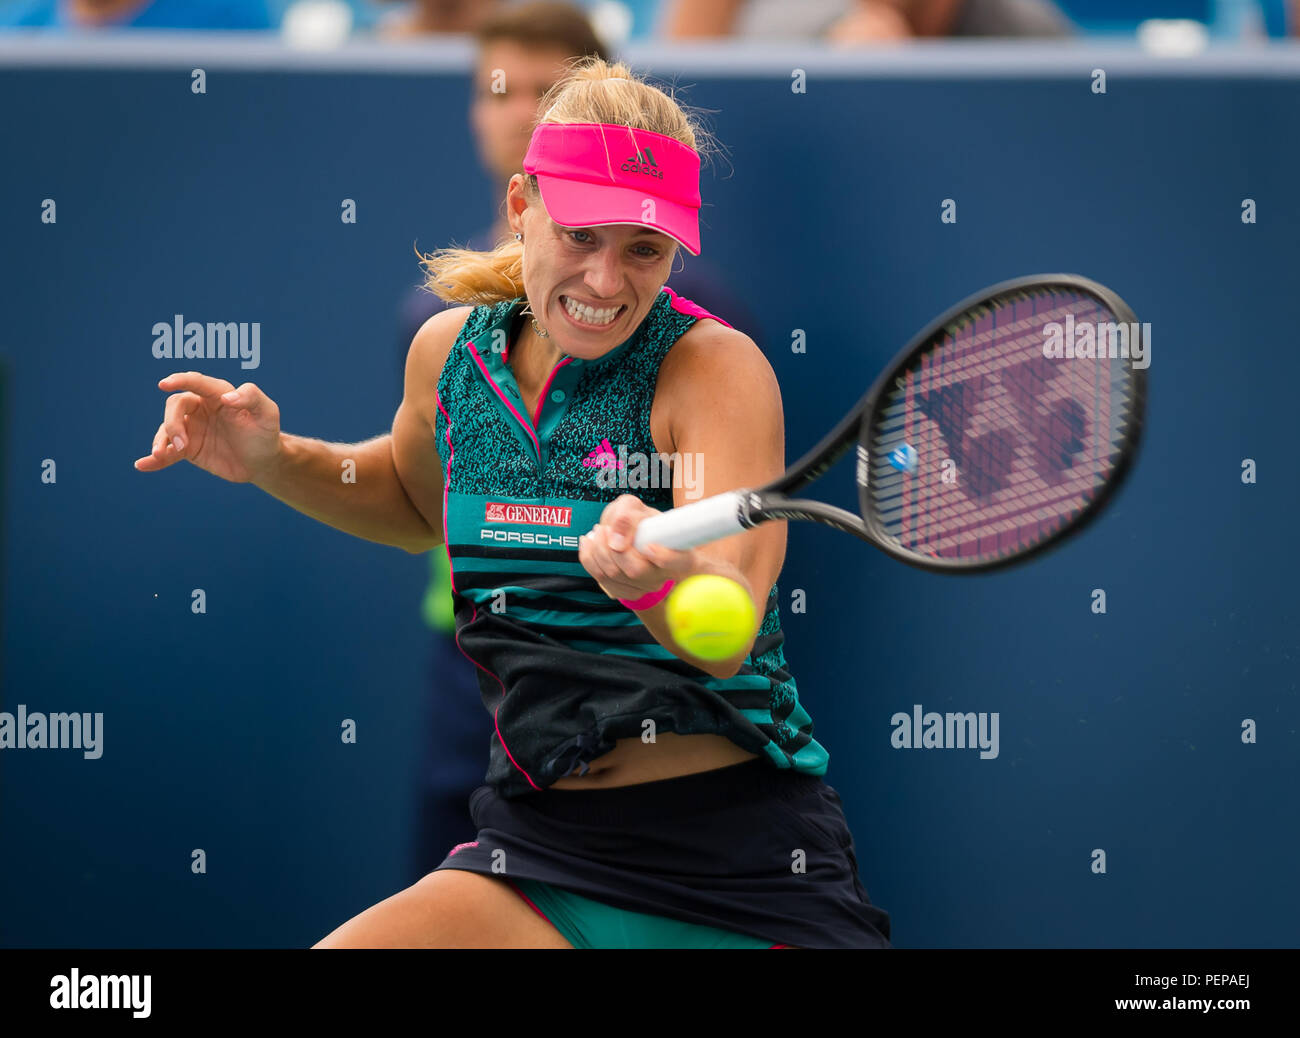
[867,286,1139,562]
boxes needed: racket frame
[739,273,1148,573]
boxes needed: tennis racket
[633,273,1147,572]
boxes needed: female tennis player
[134,56,891,950]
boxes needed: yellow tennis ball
[665,574,756,662]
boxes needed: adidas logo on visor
[622,148,664,180]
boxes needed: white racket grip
[633,490,748,552]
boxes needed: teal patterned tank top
[434,286,828,797]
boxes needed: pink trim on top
[434,388,542,793]
[532,356,573,428]
[468,341,540,457]
[493,699,540,790]
[435,390,456,588]
[662,285,733,328]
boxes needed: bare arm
[257,307,468,554]
[137,307,468,553]
[639,325,786,678]
[255,432,437,554]
[579,323,787,680]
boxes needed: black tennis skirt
[433,757,891,949]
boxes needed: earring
[514,232,523,241]
[520,303,550,339]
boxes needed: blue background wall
[2,40,1297,947]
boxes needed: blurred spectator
[0,0,273,28]
[374,0,500,38]
[372,0,654,44]
[661,0,1073,41]
[399,0,762,883]
[1253,0,1292,37]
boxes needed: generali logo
[484,502,573,527]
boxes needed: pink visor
[522,122,702,256]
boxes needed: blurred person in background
[661,0,1072,41]
[375,0,500,39]
[0,0,273,28]
[398,0,760,885]
[372,0,657,43]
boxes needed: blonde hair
[417,56,718,306]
